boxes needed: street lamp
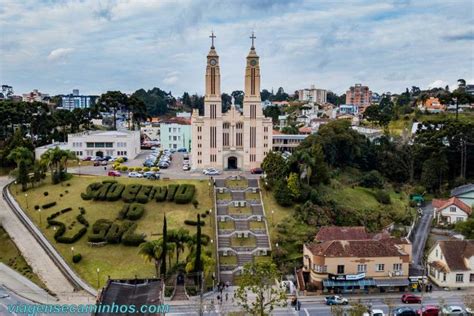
[25,193,29,211]
[71,247,75,257]
[38,208,42,226]
[97,268,100,289]
[208,181,211,197]
[275,243,279,248]
[78,162,81,176]
[209,209,213,227]
[271,210,274,227]
[14,181,18,194]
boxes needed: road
[410,203,433,271]
[167,290,471,316]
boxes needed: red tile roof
[306,240,405,257]
[437,240,474,271]
[315,226,370,242]
[432,197,472,215]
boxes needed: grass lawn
[11,175,214,289]
[218,221,235,230]
[228,206,252,215]
[254,256,272,264]
[230,236,256,247]
[219,255,237,265]
[0,226,46,289]
[249,221,266,230]
[225,179,248,188]
[260,183,294,242]
[245,192,260,200]
[216,192,232,201]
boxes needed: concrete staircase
[218,236,230,247]
[171,285,188,301]
[235,221,249,230]
[237,253,253,266]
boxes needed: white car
[442,306,465,315]
[203,168,220,175]
[363,310,384,316]
[128,172,143,178]
[183,164,191,171]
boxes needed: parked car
[145,173,160,180]
[108,171,121,177]
[0,293,9,298]
[108,157,118,162]
[170,148,176,153]
[128,172,143,178]
[82,156,92,161]
[158,162,170,169]
[183,164,191,171]
[417,306,439,316]
[100,160,108,166]
[401,294,422,304]
[363,310,384,316]
[104,155,112,161]
[119,156,128,162]
[467,307,473,315]
[177,147,187,153]
[143,160,155,167]
[324,295,348,305]
[393,307,417,316]
[441,306,465,315]
[250,167,264,174]
[91,156,101,161]
[202,168,220,175]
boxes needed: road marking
[304,307,310,316]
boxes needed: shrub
[72,253,82,263]
[360,170,384,189]
[166,184,179,201]
[42,202,57,209]
[65,190,69,194]
[155,186,168,202]
[151,167,159,172]
[43,192,49,196]
[66,183,71,187]
[192,199,199,209]
[120,203,145,220]
[106,183,125,201]
[122,184,142,203]
[102,179,118,184]
[60,207,72,214]
[136,185,153,204]
[273,180,294,207]
[186,286,197,296]
[121,166,128,172]
[79,207,86,214]
[59,194,63,197]
[81,182,103,200]
[121,223,146,246]
[184,220,205,226]
[88,219,112,242]
[201,213,207,218]
[77,213,89,227]
[174,184,196,204]
[34,205,40,210]
[143,167,150,172]
[375,190,391,205]
[55,227,87,244]
[94,182,112,201]
[105,223,122,243]
[135,167,143,172]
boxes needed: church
[191,33,273,171]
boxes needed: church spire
[250,31,256,50]
[210,31,216,49]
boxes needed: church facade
[191,34,273,171]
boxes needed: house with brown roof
[302,226,411,293]
[418,97,446,113]
[427,240,474,288]
[432,197,472,224]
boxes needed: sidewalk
[0,263,58,304]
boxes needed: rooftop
[437,240,474,271]
[315,226,370,242]
[432,197,472,215]
[451,183,474,197]
[306,239,406,258]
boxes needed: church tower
[243,32,263,118]
[204,32,222,119]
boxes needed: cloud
[428,80,449,89]
[47,48,74,62]
[443,31,474,41]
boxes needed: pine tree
[160,214,167,277]
[195,213,202,287]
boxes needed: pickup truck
[324,295,348,305]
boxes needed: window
[337,265,344,274]
[169,136,172,141]
[393,263,402,271]
[173,136,177,141]
[456,274,464,283]
[173,144,177,149]
[169,128,171,132]
[86,142,94,148]
[375,264,385,272]
[435,249,438,257]
[456,217,464,222]
[443,273,446,282]
[450,206,456,213]
[470,274,474,283]
[357,264,367,273]
[173,128,176,133]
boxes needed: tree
[360,170,384,189]
[263,105,280,124]
[274,87,289,101]
[221,93,232,112]
[160,215,167,277]
[261,151,288,187]
[235,262,287,316]
[310,143,330,185]
[169,228,190,265]
[98,91,128,130]
[139,239,163,277]
[454,218,474,239]
[194,213,202,286]
[31,160,47,187]
[273,179,293,207]
[40,147,76,184]
[261,89,272,101]
[231,90,244,106]
[463,294,474,313]
[420,153,448,192]
[7,146,34,191]
[286,173,300,199]
[347,300,369,316]
[127,96,148,130]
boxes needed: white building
[432,197,472,224]
[298,85,327,104]
[427,240,474,288]
[35,130,141,160]
[22,89,50,103]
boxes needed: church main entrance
[227,156,238,170]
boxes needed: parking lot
[72,150,260,180]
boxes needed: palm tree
[7,146,34,191]
[167,242,175,270]
[40,147,76,183]
[290,150,315,185]
[169,228,190,265]
[139,239,164,277]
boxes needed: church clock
[210,59,217,66]
[250,59,257,66]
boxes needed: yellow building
[302,227,411,293]
[191,32,273,171]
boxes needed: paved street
[410,203,434,270]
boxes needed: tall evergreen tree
[161,214,167,277]
[195,213,202,287]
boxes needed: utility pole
[199,271,204,316]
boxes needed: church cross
[250,32,256,48]
[210,31,216,48]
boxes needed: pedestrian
[104,166,107,171]
[225,293,228,301]
[217,295,220,302]
[297,300,301,311]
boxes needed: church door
[227,156,237,170]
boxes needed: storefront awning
[323,279,376,288]
[374,278,409,287]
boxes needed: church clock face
[210,59,217,66]
[250,59,257,66]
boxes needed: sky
[0,0,473,97]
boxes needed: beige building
[191,33,272,170]
[298,85,327,104]
[346,84,372,108]
[427,240,474,288]
[302,227,411,293]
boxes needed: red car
[417,306,439,316]
[82,156,92,161]
[401,294,422,304]
[250,168,264,174]
[108,171,121,177]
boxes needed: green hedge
[121,223,146,246]
[88,219,112,242]
[184,220,205,226]
[174,184,196,204]
[55,226,87,244]
[72,253,82,263]
[136,185,153,204]
[81,182,103,200]
[118,203,145,220]
[102,179,117,184]
[77,213,89,227]
[122,184,142,203]
[155,186,167,202]
[42,202,57,209]
[105,223,121,244]
[166,184,179,201]
[106,183,125,201]
[94,182,112,201]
